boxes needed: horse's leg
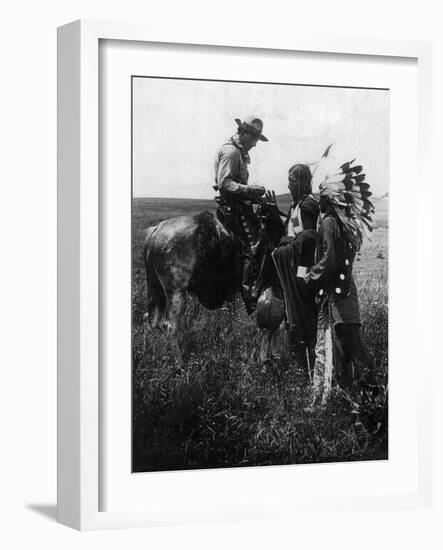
[143,261,167,358]
[150,247,194,368]
[270,320,285,356]
[143,238,166,332]
[257,287,285,364]
[164,289,186,368]
[260,329,274,363]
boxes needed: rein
[254,201,287,292]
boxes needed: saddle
[215,196,259,242]
[215,196,269,306]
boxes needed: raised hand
[264,190,277,206]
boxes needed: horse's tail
[142,225,156,272]
[143,225,166,315]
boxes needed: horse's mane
[189,211,237,309]
[193,211,219,269]
[189,206,285,309]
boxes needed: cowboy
[272,164,319,370]
[214,116,268,313]
[304,160,373,406]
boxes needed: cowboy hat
[235,115,268,142]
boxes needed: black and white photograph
[131,75,389,473]
[4,0,441,543]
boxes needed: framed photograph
[57,19,432,530]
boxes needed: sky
[133,77,389,199]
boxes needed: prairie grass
[132,198,388,472]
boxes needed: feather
[352,197,364,208]
[322,143,334,158]
[322,178,347,187]
[355,182,370,192]
[340,159,356,171]
[361,216,373,231]
[355,198,374,212]
[319,154,374,248]
[323,184,346,194]
[350,165,363,174]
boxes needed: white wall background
[0,1,441,548]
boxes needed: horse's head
[256,198,285,247]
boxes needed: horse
[142,200,286,366]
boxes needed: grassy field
[132,196,388,472]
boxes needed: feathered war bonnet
[318,158,375,251]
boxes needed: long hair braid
[288,164,312,205]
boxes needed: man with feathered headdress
[304,157,373,406]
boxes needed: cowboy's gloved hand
[248,185,266,199]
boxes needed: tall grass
[132,198,388,472]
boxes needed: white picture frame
[57,19,433,531]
